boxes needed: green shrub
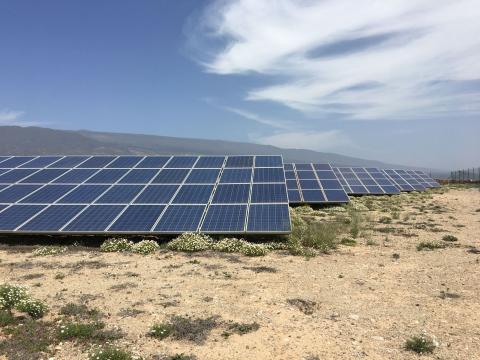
[32,246,67,257]
[132,240,160,255]
[148,323,173,340]
[378,216,392,224]
[167,233,213,252]
[0,310,14,326]
[240,243,268,257]
[88,346,140,360]
[404,334,436,354]
[15,298,48,319]
[0,284,28,311]
[442,234,458,242]
[58,321,104,340]
[366,239,377,246]
[340,237,357,246]
[100,238,134,252]
[212,238,247,253]
[416,241,446,251]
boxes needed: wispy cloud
[193,0,480,120]
[0,109,40,126]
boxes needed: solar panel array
[333,167,401,195]
[0,155,291,234]
[284,163,349,203]
[382,169,427,191]
[409,170,441,188]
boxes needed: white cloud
[0,109,41,126]
[194,0,480,120]
[251,129,353,151]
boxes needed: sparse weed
[340,237,357,246]
[32,246,67,257]
[60,302,101,320]
[58,321,104,340]
[378,216,392,224]
[416,241,446,251]
[0,310,14,326]
[88,345,140,360]
[15,298,48,319]
[366,239,377,246]
[222,321,259,338]
[442,234,458,242]
[55,272,65,280]
[287,298,317,315]
[149,323,173,340]
[404,334,436,354]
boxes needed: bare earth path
[0,187,479,359]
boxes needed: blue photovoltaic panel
[95,185,143,204]
[0,155,291,234]
[48,156,88,168]
[152,169,189,184]
[185,169,220,184]
[19,156,61,168]
[0,157,36,168]
[20,205,85,231]
[201,205,246,232]
[250,183,288,203]
[0,185,42,203]
[212,184,250,203]
[225,156,253,168]
[414,171,441,188]
[247,204,290,232]
[154,205,205,232]
[19,185,75,203]
[135,156,170,168]
[0,169,39,183]
[0,205,46,230]
[405,170,430,188]
[57,185,110,204]
[172,185,213,204]
[195,156,225,168]
[220,169,252,183]
[119,169,158,184]
[395,170,426,191]
[106,156,142,168]
[253,168,285,183]
[365,168,400,194]
[255,156,283,167]
[77,156,116,168]
[335,168,369,195]
[382,170,415,191]
[287,190,301,202]
[109,205,165,231]
[20,169,68,184]
[52,169,98,184]
[283,163,294,171]
[165,156,197,168]
[64,205,125,231]
[86,169,128,184]
[284,163,349,203]
[134,185,178,204]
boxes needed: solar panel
[334,167,400,195]
[381,170,416,191]
[284,163,349,203]
[0,155,290,234]
[413,171,441,188]
[394,170,426,191]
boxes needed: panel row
[333,167,401,195]
[0,203,291,233]
[284,163,350,203]
[0,155,283,169]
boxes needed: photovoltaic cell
[77,156,116,168]
[95,185,144,204]
[0,169,39,183]
[19,156,61,168]
[48,156,88,168]
[165,156,197,168]
[172,185,214,204]
[287,189,301,202]
[86,169,128,184]
[255,155,283,167]
[19,185,75,203]
[0,157,36,168]
[152,169,189,184]
[253,168,285,183]
[154,205,205,232]
[134,185,178,204]
[0,185,42,203]
[0,205,46,230]
[212,184,250,203]
[20,205,85,231]
[119,169,158,184]
[225,156,253,168]
[185,169,220,184]
[64,205,125,231]
[20,169,68,184]
[201,205,246,232]
[247,204,291,232]
[195,156,225,168]
[135,156,170,168]
[382,170,415,191]
[106,156,142,168]
[109,205,165,231]
[220,169,252,183]
[250,184,288,203]
[57,185,110,204]
[52,169,99,184]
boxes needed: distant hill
[0,126,445,176]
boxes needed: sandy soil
[0,187,479,360]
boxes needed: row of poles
[450,168,480,182]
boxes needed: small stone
[372,336,384,341]
[349,314,360,320]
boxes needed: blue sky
[0,0,479,170]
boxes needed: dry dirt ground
[0,186,479,360]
